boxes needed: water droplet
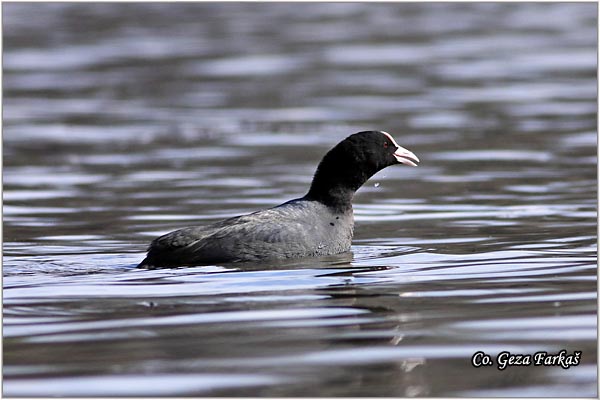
[374,182,380,188]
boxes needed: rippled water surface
[3,3,597,397]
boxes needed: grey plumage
[140,199,353,267]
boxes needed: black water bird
[138,131,419,268]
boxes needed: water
[3,3,597,397]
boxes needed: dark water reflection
[3,3,597,397]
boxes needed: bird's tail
[136,257,152,269]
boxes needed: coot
[138,131,419,268]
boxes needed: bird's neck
[305,184,354,213]
[305,157,374,213]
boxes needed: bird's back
[138,199,353,268]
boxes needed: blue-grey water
[3,3,597,397]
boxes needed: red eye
[383,142,389,148]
